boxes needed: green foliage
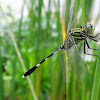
[0,0,100,100]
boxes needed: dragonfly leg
[85,40,99,51]
[91,33,100,38]
[84,41,100,59]
[88,33,100,42]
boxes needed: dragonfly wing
[67,41,89,83]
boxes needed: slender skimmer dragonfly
[22,23,100,78]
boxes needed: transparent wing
[60,43,89,100]
[61,0,87,99]
[64,0,88,83]
[67,43,89,83]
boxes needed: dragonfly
[22,23,100,78]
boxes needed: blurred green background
[0,0,100,100]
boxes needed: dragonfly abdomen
[22,47,62,78]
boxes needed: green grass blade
[0,36,4,100]
[91,46,100,100]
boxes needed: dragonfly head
[85,23,95,34]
